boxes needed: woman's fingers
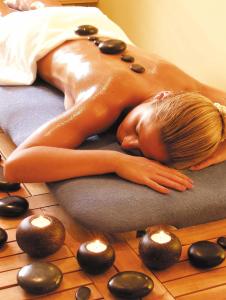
[153,175,188,192]
[190,158,214,170]
[157,171,193,189]
[144,178,170,194]
[154,162,193,183]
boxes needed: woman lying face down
[2,0,226,194]
[118,91,226,169]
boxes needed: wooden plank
[176,284,226,300]
[8,185,30,198]
[114,242,175,300]
[5,228,16,242]
[87,267,118,300]
[164,266,226,297]
[25,193,58,210]
[153,238,221,282]
[0,270,91,300]
[0,191,8,199]
[0,241,23,258]
[35,284,102,300]
[23,182,51,196]
[0,208,43,230]
[174,219,226,245]
[0,257,79,289]
[0,245,72,272]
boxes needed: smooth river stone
[88,36,99,42]
[75,286,91,300]
[0,227,8,248]
[188,241,225,268]
[108,271,154,299]
[0,181,20,192]
[17,262,63,294]
[99,39,127,54]
[0,196,29,217]
[121,54,135,63]
[75,25,98,36]
[217,237,226,249]
[130,64,145,73]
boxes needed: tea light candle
[151,230,171,244]
[139,227,182,270]
[77,239,115,274]
[31,215,51,228]
[16,214,65,258]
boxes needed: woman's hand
[4,0,34,10]
[190,141,226,171]
[4,0,59,10]
[116,154,193,194]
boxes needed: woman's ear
[121,135,140,150]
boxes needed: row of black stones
[75,25,146,74]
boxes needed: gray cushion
[0,80,226,232]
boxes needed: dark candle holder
[16,214,65,258]
[139,227,182,270]
[77,240,115,275]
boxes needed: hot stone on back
[75,25,98,36]
[99,39,127,54]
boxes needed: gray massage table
[0,79,226,232]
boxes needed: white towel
[0,6,133,85]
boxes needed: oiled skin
[2,0,226,193]
[37,39,200,112]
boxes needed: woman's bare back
[37,38,198,111]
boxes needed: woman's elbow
[3,156,23,183]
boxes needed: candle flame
[31,215,51,228]
[86,239,107,253]
[151,230,171,244]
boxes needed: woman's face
[116,101,169,162]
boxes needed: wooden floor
[1,129,226,300]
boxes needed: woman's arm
[4,99,193,194]
[4,0,61,11]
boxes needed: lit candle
[31,215,51,228]
[16,214,65,258]
[77,239,115,274]
[151,230,171,244]
[139,226,182,270]
[86,239,107,253]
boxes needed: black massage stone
[75,286,91,300]
[99,39,127,54]
[94,39,102,46]
[88,36,99,42]
[0,181,20,192]
[75,25,98,36]
[0,196,29,217]
[108,271,154,299]
[0,227,8,248]
[121,54,135,63]
[17,262,63,294]
[130,64,145,73]
[188,241,225,268]
[217,237,226,249]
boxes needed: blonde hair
[152,92,225,169]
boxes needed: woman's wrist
[112,152,130,174]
